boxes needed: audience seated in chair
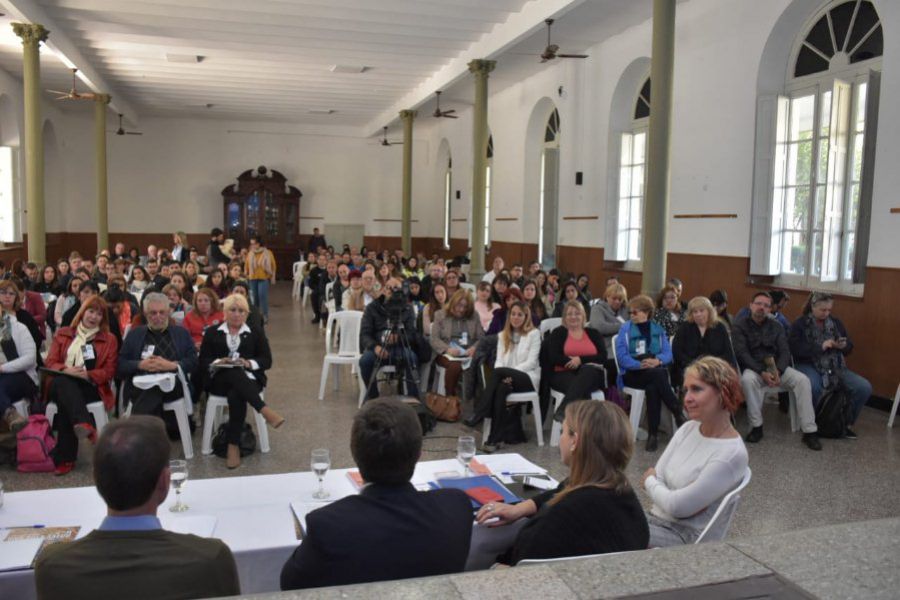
[198,293,282,469]
[422,281,448,336]
[486,287,525,335]
[652,284,685,338]
[182,288,224,350]
[615,295,685,452]
[552,281,590,319]
[476,400,648,564]
[45,296,119,476]
[642,357,748,546]
[429,289,482,398]
[280,398,473,590]
[708,289,734,331]
[672,296,738,388]
[35,416,240,600]
[736,289,791,332]
[481,256,504,285]
[548,301,607,423]
[230,280,267,334]
[117,292,198,422]
[788,292,871,439]
[732,291,820,450]
[0,298,38,433]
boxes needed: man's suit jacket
[280,482,473,590]
[117,324,198,381]
[34,529,240,600]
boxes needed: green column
[399,109,416,256]
[12,23,49,265]
[94,94,111,253]
[640,0,676,297]
[468,59,495,280]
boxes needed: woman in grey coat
[589,283,629,383]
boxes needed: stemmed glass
[169,460,189,512]
[457,436,476,476]
[311,449,331,500]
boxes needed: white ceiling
[0,0,663,132]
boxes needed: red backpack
[17,414,57,473]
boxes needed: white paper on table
[290,502,329,538]
[474,454,548,479]
[160,515,218,538]
[0,538,43,572]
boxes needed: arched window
[754,0,881,290]
[443,155,452,249]
[539,109,560,266]
[617,77,650,262]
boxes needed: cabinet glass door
[246,192,260,239]
[227,202,241,241]
[264,192,280,241]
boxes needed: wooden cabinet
[221,166,302,280]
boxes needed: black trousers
[474,367,533,444]
[49,376,102,463]
[623,368,680,434]
[209,369,264,444]
[311,292,322,321]
[550,366,607,418]
[126,381,183,417]
[0,372,37,414]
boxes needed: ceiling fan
[432,91,457,119]
[47,68,100,101]
[379,126,403,147]
[112,113,143,136]
[539,19,589,63]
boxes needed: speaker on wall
[456,190,461,199]
[575,172,583,186]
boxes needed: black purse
[211,422,257,457]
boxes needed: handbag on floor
[211,423,257,458]
[815,380,853,438]
[425,392,461,422]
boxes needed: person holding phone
[789,292,871,438]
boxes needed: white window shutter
[820,80,851,282]
[750,95,788,275]
[608,133,630,262]
[853,70,880,284]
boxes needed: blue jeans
[358,347,419,400]
[795,363,872,425]
[250,279,270,319]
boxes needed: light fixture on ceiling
[329,65,369,74]
[166,53,204,64]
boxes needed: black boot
[645,433,659,452]
[745,426,764,443]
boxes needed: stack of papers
[0,538,43,572]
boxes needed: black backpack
[815,380,853,438]
[211,423,257,457]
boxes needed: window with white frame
[616,78,650,263]
[539,109,560,267]
[0,147,17,243]
[754,0,881,292]
[443,156,452,249]
[485,134,493,247]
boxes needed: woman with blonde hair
[172,231,188,263]
[477,400,648,563]
[672,296,737,387]
[429,289,482,398]
[642,356,748,546]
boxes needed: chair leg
[333,364,341,392]
[628,390,646,442]
[531,399,544,447]
[201,400,220,455]
[888,384,900,428]
[255,410,271,453]
[45,403,57,428]
[171,403,194,459]
[482,418,491,445]
[318,359,330,401]
[789,392,799,432]
[88,404,109,433]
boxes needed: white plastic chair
[318,311,363,400]
[548,388,605,447]
[123,368,194,459]
[201,391,270,455]
[478,365,543,446]
[888,382,900,428]
[459,282,476,294]
[612,334,677,441]
[292,261,306,301]
[13,399,29,418]
[45,401,110,436]
[356,363,399,408]
[540,318,562,336]
[695,467,752,543]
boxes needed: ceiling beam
[363,0,586,136]
[0,0,139,124]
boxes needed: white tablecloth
[0,453,544,599]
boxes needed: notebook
[435,475,521,508]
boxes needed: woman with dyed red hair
[640,356,748,546]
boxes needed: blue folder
[435,475,522,509]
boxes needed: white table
[0,453,546,598]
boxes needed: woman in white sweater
[0,305,39,432]
[641,356,748,546]
[466,301,541,451]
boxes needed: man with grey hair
[117,292,197,421]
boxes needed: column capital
[398,109,417,121]
[12,23,49,45]
[467,59,496,76]
[94,93,111,104]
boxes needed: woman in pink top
[474,282,499,332]
[547,301,608,423]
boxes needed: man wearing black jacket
[306,254,327,324]
[280,399,472,590]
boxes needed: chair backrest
[611,333,621,371]
[325,311,363,356]
[293,261,306,279]
[460,282,476,293]
[540,317,562,335]
[324,281,335,302]
[695,467,752,544]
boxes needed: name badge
[670,312,679,321]
[83,344,96,361]
[141,344,155,359]
[635,339,647,355]
[230,351,241,361]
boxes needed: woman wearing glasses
[615,295,684,451]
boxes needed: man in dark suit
[35,416,240,600]
[280,399,473,590]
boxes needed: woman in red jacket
[45,295,118,475]
[182,287,224,349]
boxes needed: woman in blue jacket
[615,294,684,451]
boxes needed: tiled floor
[5,287,900,540]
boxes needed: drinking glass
[457,436,476,476]
[311,449,331,500]
[169,460,189,512]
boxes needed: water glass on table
[169,460,189,512]
[457,436,476,476]
[311,448,331,500]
